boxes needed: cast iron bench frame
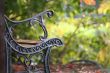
[4,10,103,73]
[4,10,63,73]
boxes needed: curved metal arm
[5,10,53,40]
[4,10,63,54]
[4,10,53,25]
[5,10,63,73]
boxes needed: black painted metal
[4,10,63,73]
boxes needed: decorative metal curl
[5,10,63,73]
[5,10,53,40]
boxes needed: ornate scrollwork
[5,10,63,73]
[5,10,63,54]
[5,10,53,40]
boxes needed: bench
[4,10,63,73]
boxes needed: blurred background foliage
[5,0,110,68]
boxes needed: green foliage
[5,0,110,68]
